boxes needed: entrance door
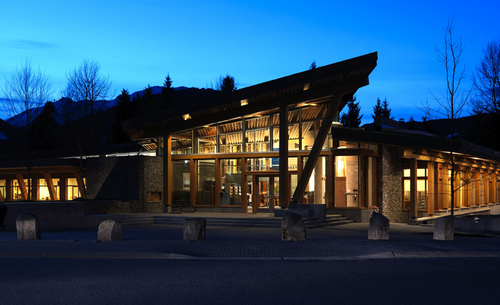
[249,175,280,213]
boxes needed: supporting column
[190,159,196,206]
[292,95,342,203]
[74,171,86,199]
[16,173,28,201]
[427,162,436,216]
[241,157,248,213]
[43,173,57,201]
[326,153,334,209]
[215,158,221,206]
[163,135,173,209]
[279,106,289,208]
[314,119,324,204]
[409,159,418,219]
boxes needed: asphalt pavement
[1,223,500,260]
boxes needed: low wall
[85,200,162,214]
[329,208,378,223]
[455,215,500,234]
[2,201,106,230]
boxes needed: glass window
[219,121,243,153]
[0,179,5,200]
[12,179,32,201]
[221,159,241,206]
[172,131,192,155]
[195,127,217,154]
[173,160,191,202]
[39,178,60,201]
[66,178,85,200]
[197,160,215,205]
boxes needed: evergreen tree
[31,102,59,150]
[372,98,394,120]
[372,98,384,120]
[112,89,132,143]
[135,85,158,116]
[340,97,362,127]
[216,74,237,92]
[407,116,416,130]
[381,99,394,119]
[161,74,174,109]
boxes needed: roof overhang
[331,126,500,164]
[122,52,378,141]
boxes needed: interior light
[183,114,192,120]
[303,83,310,91]
[241,99,248,106]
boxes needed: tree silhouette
[421,17,472,218]
[2,58,52,200]
[216,74,237,92]
[340,97,362,127]
[31,102,58,150]
[471,39,500,114]
[112,89,133,143]
[161,74,174,109]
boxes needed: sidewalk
[1,223,500,260]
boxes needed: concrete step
[117,215,156,226]
[155,216,283,228]
[308,219,354,228]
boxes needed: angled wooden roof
[123,52,378,141]
[331,126,500,163]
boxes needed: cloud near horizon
[7,39,57,50]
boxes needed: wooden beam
[292,95,342,203]
[15,173,28,201]
[409,158,418,218]
[241,157,248,213]
[74,171,86,199]
[43,173,57,201]
[427,162,436,215]
[279,106,290,208]
[163,135,173,208]
[130,77,369,141]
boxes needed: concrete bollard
[368,211,390,240]
[16,213,41,240]
[98,220,123,241]
[433,216,454,241]
[183,218,206,241]
[282,212,306,241]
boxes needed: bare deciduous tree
[63,59,112,198]
[471,39,500,114]
[421,17,472,217]
[64,59,112,118]
[2,58,52,200]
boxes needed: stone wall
[86,156,163,214]
[377,145,403,222]
[141,156,163,213]
[87,156,141,202]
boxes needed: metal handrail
[172,199,196,213]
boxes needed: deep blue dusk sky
[1,0,499,124]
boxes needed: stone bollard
[98,220,123,241]
[282,212,306,241]
[183,218,206,241]
[368,211,390,240]
[16,213,41,240]
[433,216,454,241]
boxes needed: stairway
[117,213,354,229]
[304,214,354,229]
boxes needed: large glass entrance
[247,175,281,213]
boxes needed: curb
[2,251,500,260]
